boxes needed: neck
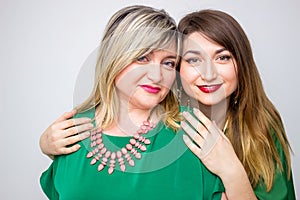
[197,98,229,130]
[101,101,156,136]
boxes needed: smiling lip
[197,84,222,93]
[140,85,161,94]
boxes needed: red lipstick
[197,84,221,93]
[140,85,161,94]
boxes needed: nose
[198,60,217,81]
[147,63,162,83]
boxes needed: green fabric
[253,129,295,200]
[40,109,225,200]
[180,106,296,199]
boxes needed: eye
[136,55,150,63]
[162,60,176,69]
[216,55,232,63]
[185,57,202,66]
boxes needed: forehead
[183,32,222,52]
[147,40,178,56]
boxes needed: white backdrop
[0,0,299,199]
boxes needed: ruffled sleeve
[40,159,59,200]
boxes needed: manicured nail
[84,131,91,137]
[193,107,200,115]
[88,123,94,129]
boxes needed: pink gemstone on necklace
[98,164,105,171]
[144,139,150,145]
[108,167,114,174]
[100,147,107,154]
[96,139,102,144]
[140,145,146,151]
[126,144,133,150]
[87,120,154,174]
[130,138,136,145]
[121,148,127,154]
[86,152,93,158]
[105,151,111,158]
[120,165,126,172]
[90,158,97,165]
[128,160,134,166]
[98,143,104,149]
[111,152,116,160]
[135,152,141,159]
[116,151,122,158]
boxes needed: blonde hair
[76,5,181,130]
[179,9,292,190]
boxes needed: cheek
[179,65,197,85]
[221,68,238,93]
[162,70,176,88]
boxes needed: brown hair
[178,9,292,190]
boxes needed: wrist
[219,159,246,184]
[219,161,257,200]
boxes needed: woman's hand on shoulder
[181,108,240,176]
[181,108,257,199]
[39,110,93,159]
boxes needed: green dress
[40,109,225,200]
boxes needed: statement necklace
[86,121,156,174]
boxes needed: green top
[40,107,295,200]
[253,129,295,200]
[40,109,225,200]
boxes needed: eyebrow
[182,47,227,57]
[165,55,177,59]
[182,50,201,57]
[215,48,227,54]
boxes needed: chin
[197,98,227,107]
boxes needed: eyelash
[136,56,176,69]
[185,58,201,64]
[184,55,232,65]
[162,61,176,69]
[136,56,149,63]
[217,55,231,61]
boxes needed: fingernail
[181,121,187,127]
[182,134,190,144]
[84,131,90,137]
[88,123,94,129]
[193,107,199,114]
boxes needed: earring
[233,94,238,105]
[176,87,182,104]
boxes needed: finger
[54,110,77,123]
[181,121,205,147]
[197,121,221,158]
[63,123,94,137]
[182,111,208,139]
[192,108,212,129]
[63,131,90,146]
[182,134,202,158]
[59,144,81,155]
[56,117,92,130]
[212,120,230,141]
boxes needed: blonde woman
[40,5,225,199]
